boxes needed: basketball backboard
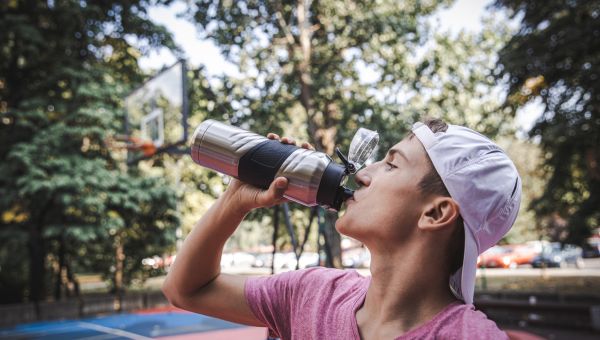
[124,60,188,163]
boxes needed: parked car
[583,237,600,258]
[342,248,371,268]
[221,252,256,268]
[252,252,319,270]
[251,253,271,268]
[505,244,538,266]
[297,252,320,269]
[531,243,585,268]
[477,246,517,269]
[142,255,164,269]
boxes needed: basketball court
[0,306,267,340]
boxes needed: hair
[409,118,465,275]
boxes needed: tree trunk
[323,211,342,268]
[295,0,343,268]
[65,261,80,297]
[113,234,125,311]
[53,234,66,301]
[28,225,45,316]
[271,205,280,274]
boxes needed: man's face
[336,135,433,245]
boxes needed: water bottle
[190,119,378,211]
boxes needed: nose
[354,167,371,188]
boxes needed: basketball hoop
[127,136,157,157]
[105,135,157,157]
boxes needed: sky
[138,0,541,134]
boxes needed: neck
[357,238,458,337]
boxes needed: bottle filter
[190,119,378,211]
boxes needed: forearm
[163,190,248,297]
[160,135,299,320]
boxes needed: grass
[475,274,600,295]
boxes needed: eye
[385,162,396,171]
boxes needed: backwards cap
[412,122,521,304]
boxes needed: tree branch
[274,3,295,46]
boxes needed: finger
[301,142,315,150]
[267,133,280,140]
[255,177,288,207]
[280,137,296,145]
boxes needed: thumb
[255,177,288,207]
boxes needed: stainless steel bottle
[190,119,378,211]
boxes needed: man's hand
[222,133,314,212]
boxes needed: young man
[162,119,521,339]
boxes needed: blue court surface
[0,307,267,339]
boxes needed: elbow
[161,273,218,311]
[161,276,201,310]
[162,277,184,308]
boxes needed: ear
[417,197,460,232]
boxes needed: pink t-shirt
[245,267,508,340]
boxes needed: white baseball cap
[412,122,522,304]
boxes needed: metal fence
[475,291,600,332]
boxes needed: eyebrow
[387,148,409,163]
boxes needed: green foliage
[494,0,600,244]
[0,0,179,302]
[187,0,513,151]
[72,173,179,286]
[183,0,519,259]
[500,137,546,243]
[408,20,515,137]
[189,0,448,151]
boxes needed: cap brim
[450,225,479,304]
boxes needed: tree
[88,173,178,302]
[185,0,516,265]
[500,137,546,243]
[0,0,179,304]
[494,0,600,244]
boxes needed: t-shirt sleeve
[244,267,362,339]
[244,269,303,339]
[458,307,509,340]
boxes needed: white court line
[78,322,152,340]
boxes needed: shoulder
[296,266,368,294]
[441,303,508,339]
[244,267,367,340]
[403,302,508,339]
[247,266,365,291]
[245,266,367,305]
[292,266,365,285]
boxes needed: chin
[334,217,345,233]
[335,215,362,240]
[334,217,351,236]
